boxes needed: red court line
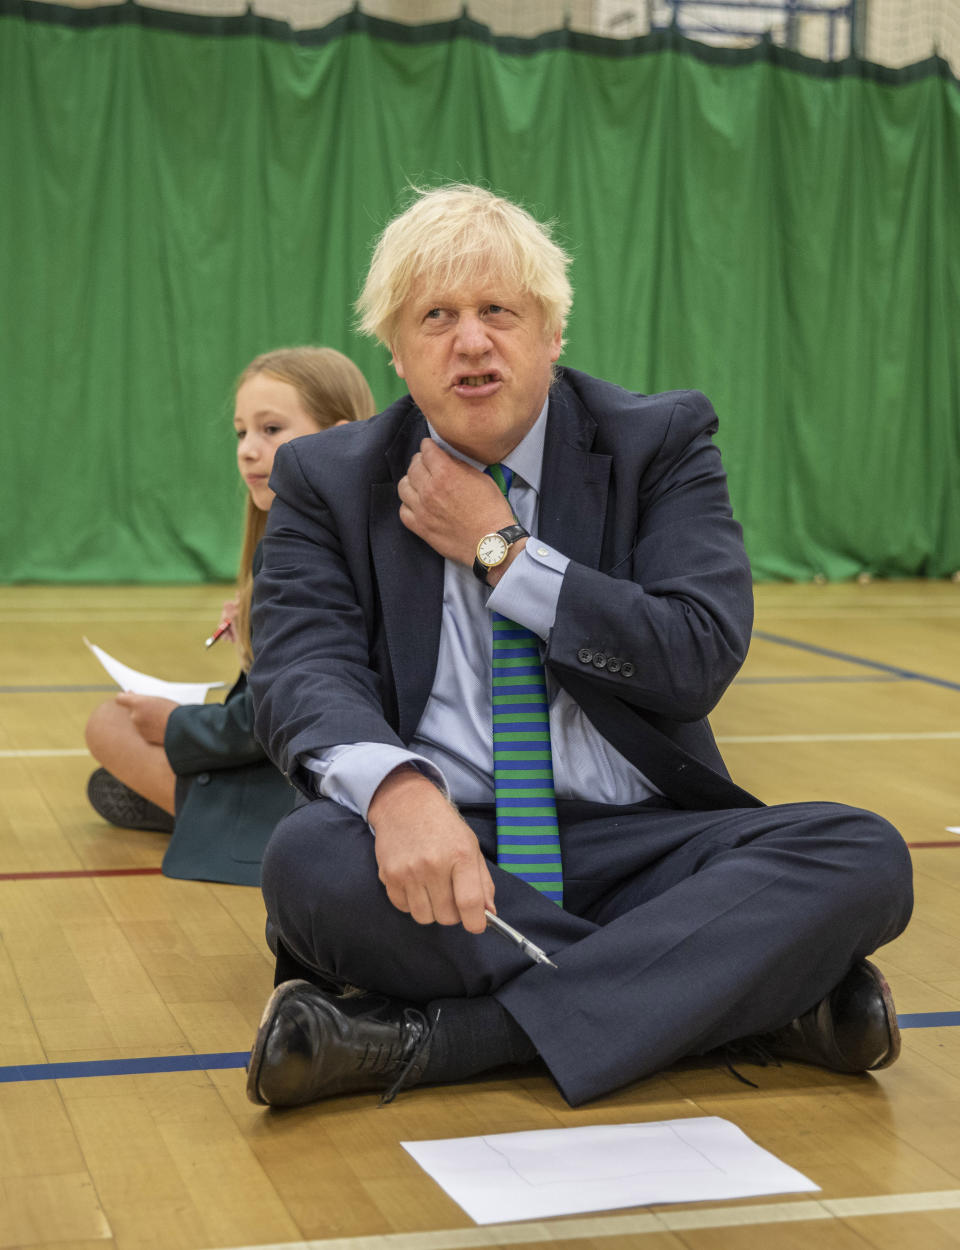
[0,867,163,881]
[3,841,960,882]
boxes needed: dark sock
[421,995,538,1083]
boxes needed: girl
[84,347,375,884]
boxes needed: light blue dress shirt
[304,396,659,819]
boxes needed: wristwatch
[473,523,529,582]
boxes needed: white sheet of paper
[402,1116,819,1225]
[83,638,224,705]
[947,826,960,835]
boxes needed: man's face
[389,277,562,466]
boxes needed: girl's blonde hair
[356,184,573,350]
[232,346,375,670]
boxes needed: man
[245,184,912,1109]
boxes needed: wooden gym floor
[1,579,959,1250]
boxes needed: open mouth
[457,374,498,387]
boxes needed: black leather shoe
[749,959,900,1073]
[87,768,175,833]
[246,980,433,1107]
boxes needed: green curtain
[2,4,957,582]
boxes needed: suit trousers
[261,796,913,1105]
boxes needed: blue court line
[0,1051,250,1083]
[736,675,903,685]
[898,1012,960,1028]
[752,631,960,693]
[1,1018,957,1084]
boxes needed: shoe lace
[378,1006,437,1107]
[720,1037,782,1089]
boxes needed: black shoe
[87,768,175,833]
[246,980,434,1107]
[740,959,900,1075]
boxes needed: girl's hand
[115,694,179,745]
[216,597,239,645]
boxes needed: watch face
[477,533,509,568]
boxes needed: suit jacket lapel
[369,380,610,744]
[539,379,611,568]
[370,409,445,744]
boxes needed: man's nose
[454,313,492,356]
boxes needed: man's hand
[368,765,495,933]
[397,439,515,568]
[115,693,178,745]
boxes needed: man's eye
[487,304,505,315]
[425,308,443,319]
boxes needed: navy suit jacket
[249,367,762,813]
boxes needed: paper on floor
[402,1116,819,1225]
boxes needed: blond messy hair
[356,184,573,350]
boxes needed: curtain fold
[2,6,957,581]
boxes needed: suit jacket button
[577,648,593,664]
[197,772,211,785]
[607,657,621,673]
[621,661,635,678]
[592,652,607,669]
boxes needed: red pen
[204,622,231,648]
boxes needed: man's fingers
[379,856,442,926]
[402,451,427,497]
[370,771,492,931]
[380,872,411,917]
[417,436,442,467]
[379,855,487,930]
[429,893,461,927]
[397,438,518,567]
[451,857,489,934]
[385,864,460,927]
[396,473,414,507]
[405,883,439,926]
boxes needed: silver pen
[484,909,558,969]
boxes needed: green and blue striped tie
[487,463,563,905]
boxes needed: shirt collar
[425,394,549,495]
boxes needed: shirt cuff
[302,743,450,823]
[486,536,569,639]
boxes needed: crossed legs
[257,796,913,1105]
[84,698,177,815]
